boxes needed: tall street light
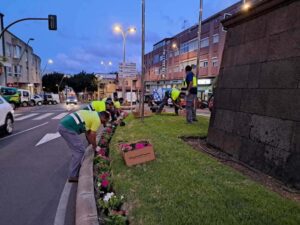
[242,0,251,11]
[100,60,113,73]
[113,24,136,99]
[42,58,53,75]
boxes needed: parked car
[44,93,60,105]
[31,94,44,106]
[18,89,31,107]
[0,95,14,135]
[66,96,78,105]
[0,86,20,109]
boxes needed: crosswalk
[14,112,69,122]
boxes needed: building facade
[144,1,243,100]
[0,30,42,94]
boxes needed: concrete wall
[207,0,300,188]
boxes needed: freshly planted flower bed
[93,121,129,225]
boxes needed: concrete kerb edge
[75,131,103,225]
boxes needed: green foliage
[42,72,65,93]
[98,193,125,210]
[110,115,300,225]
[104,214,127,225]
[42,71,97,93]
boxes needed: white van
[44,93,60,104]
[18,89,31,107]
[0,95,14,135]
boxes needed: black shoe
[68,177,79,183]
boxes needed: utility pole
[141,0,146,120]
[0,13,7,86]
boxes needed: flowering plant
[98,192,125,210]
[96,172,112,191]
[120,141,151,152]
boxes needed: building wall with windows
[144,1,243,100]
[0,31,42,94]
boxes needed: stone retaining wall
[207,0,300,188]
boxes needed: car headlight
[67,99,70,102]
[74,99,77,102]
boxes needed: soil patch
[181,136,300,203]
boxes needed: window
[159,54,165,61]
[180,42,189,54]
[154,67,159,75]
[212,58,218,67]
[6,66,13,76]
[0,97,3,104]
[6,43,13,57]
[153,54,160,64]
[200,38,209,48]
[14,65,22,77]
[200,60,208,68]
[25,50,28,62]
[13,45,22,58]
[1,87,17,95]
[23,91,29,97]
[213,34,219,44]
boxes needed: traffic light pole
[0,15,57,39]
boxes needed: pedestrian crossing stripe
[15,113,39,121]
[33,113,55,120]
[52,112,69,120]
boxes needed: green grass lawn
[110,115,300,225]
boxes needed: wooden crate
[121,143,155,166]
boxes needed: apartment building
[144,1,243,100]
[0,30,42,94]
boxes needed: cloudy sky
[1,0,239,74]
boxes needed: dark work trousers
[157,91,179,115]
[58,124,86,178]
[186,93,197,122]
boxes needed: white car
[0,95,14,135]
[31,95,43,106]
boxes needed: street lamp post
[114,25,136,100]
[42,59,53,75]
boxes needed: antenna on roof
[182,20,188,30]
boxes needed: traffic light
[48,15,57,30]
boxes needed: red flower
[100,172,110,180]
[101,179,109,188]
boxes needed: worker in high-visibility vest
[58,110,110,182]
[83,98,114,113]
[156,87,183,115]
[184,65,198,123]
[113,95,122,117]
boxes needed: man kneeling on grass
[58,110,110,182]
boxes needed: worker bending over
[58,110,110,182]
[157,87,183,115]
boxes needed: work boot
[68,177,79,183]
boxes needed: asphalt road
[0,103,85,225]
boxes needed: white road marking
[14,113,22,117]
[0,122,49,142]
[53,181,73,225]
[52,112,69,120]
[33,113,54,120]
[15,113,39,121]
[35,132,61,147]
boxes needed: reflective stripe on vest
[87,104,94,111]
[70,112,84,125]
[193,76,197,87]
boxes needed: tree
[42,72,65,93]
[67,71,97,93]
